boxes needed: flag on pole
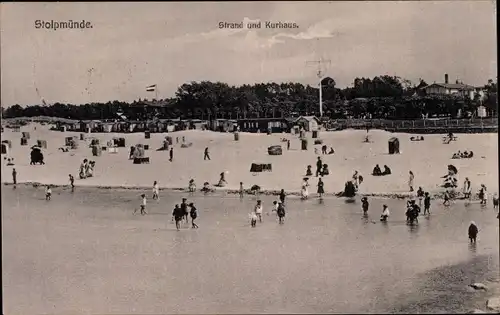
[146,84,157,92]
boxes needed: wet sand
[2,185,499,314]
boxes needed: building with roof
[423,74,482,100]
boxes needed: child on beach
[169,148,174,162]
[443,190,451,207]
[301,178,310,200]
[152,181,159,200]
[254,200,263,223]
[134,194,147,215]
[181,198,189,223]
[423,192,431,215]
[463,177,472,200]
[380,205,390,222]
[189,203,199,229]
[479,184,488,205]
[416,187,424,207]
[188,179,196,193]
[271,201,279,214]
[277,201,286,224]
[45,185,52,201]
[249,211,258,227]
[493,194,499,210]
[239,182,244,198]
[361,197,369,215]
[12,168,17,186]
[69,174,75,192]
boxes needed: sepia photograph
[1,1,498,314]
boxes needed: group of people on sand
[305,157,330,178]
[372,164,392,176]
[300,177,326,200]
[79,159,96,179]
[452,150,474,159]
[249,199,286,227]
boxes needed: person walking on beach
[204,147,211,160]
[287,140,290,150]
[254,200,263,223]
[423,192,431,215]
[181,198,189,223]
[12,168,17,187]
[361,197,369,215]
[317,177,325,198]
[172,204,184,230]
[152,181,159,200]
[279,189,286,204]
[277,201,286,224]
[408,171,415,192]
[45,185,52,201]
[463,177,472,200]
[169,148,174,162]
[316,157,323,177]
[79,159,88,179]
[134,194,147,215]
[239,182,244,198]
[479,184,488,205]
[380,204,390,222]
[468,221,479,243]
[69,174,75,192]
[189,203,199,228]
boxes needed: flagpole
[155,85,158,101]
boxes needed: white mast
[306,57,331,117]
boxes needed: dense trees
[2,76,497,120]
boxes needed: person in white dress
[463,177,472,200]
[254,200,263,223]
[152,181,159,200]
[301,178,310,200]
[408,171,415,192]
[380,204,390,222]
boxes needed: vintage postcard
[1,1,498,314]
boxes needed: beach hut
[91,145,102,156]
[234,132,239,141]
[388,137,400,154]
[268,145,283,155]
[37,140,47,149]
[2,140,12,148]
[1,143,8,155]
[113,137,126,147]
[22,132,30,139]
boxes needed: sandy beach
[1,123,498,198]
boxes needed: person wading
[317,177,325,198]
[69,174,75,192]
[423,192,431,215]
[361,197,369,215]
[152,181,159,200]
[468,221,479,243]
[172,205,184,231]
[181,198,189,223]
[12,168,17,188]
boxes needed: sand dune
[1,123,498,197]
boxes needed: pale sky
[0,1,497,106]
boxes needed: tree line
[2,76,497,121]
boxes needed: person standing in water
[279,189,286,204]
[423,192,431,215]
[45,185,52,201]
[317,177,325,199]
[254,200,263,223]
[361,197,369,215]
[152,181,159,200]
[189,203,199,228]
[479,184,488,205]
[463,177,472,200]
[249,211,258,227]
[172,205,184,230]
[239,182,244,198]
[380,204,390,222]
[277,201,286,224]
[169,148,174,162]
[301,178,310,200]
[69,174,75,192]
[443,190,451,207]
[408,171,415,192]
[493,193,499,210]
[468,221,479,243]
[204,147,211,160]
[416,187,424,207]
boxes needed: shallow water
[2,186,499,314]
